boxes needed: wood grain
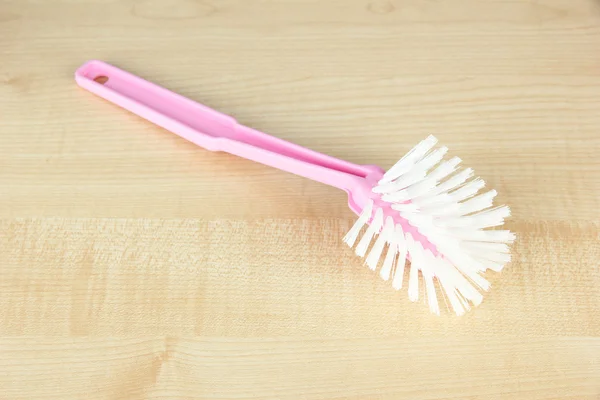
[1,0,599,398]
[1,218,599,337]
[1,337,599,400]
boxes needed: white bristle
[355,207,384,257]
[431,168,474,197]
[461,267,490,291]
[385,178,439,204]
[420,201,461,217]
[366,216,393,270]
[378,150,449,199]
[438,205,511,229]
[474,257,509,272]
[379,219,398,281]
[411,192,451,208]
[343,200,373,247]
[402,177,440,201]
[466,205,511,229]
[438,258,483,306]
[434,257,467,316]
[408,259,419,302]
[475,250,512,265]
[415,146,448,172]
[407,243,420,302]
[433,243,491,288]
[421,251,440,315]
[397,212,434,229]
[390,202,420,213]
[456,190,497,216]
[445,288,466,316]
[392,226,407,290]
[374,170,427,195]
[343,136,513,315]
[428,156,462,182]
[449,178,486,203]
[380,135,438,184]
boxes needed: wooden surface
[1,0,600,398]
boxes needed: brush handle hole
[93,75,109,85]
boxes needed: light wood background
[1,0,600,398]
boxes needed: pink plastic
[74,60,437,255]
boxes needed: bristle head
[343,135,513,316]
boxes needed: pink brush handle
[75,60,378,193]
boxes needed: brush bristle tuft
[343,135,513,315]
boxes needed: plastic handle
[74,60,373,191]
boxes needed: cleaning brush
[75,60,514,315]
